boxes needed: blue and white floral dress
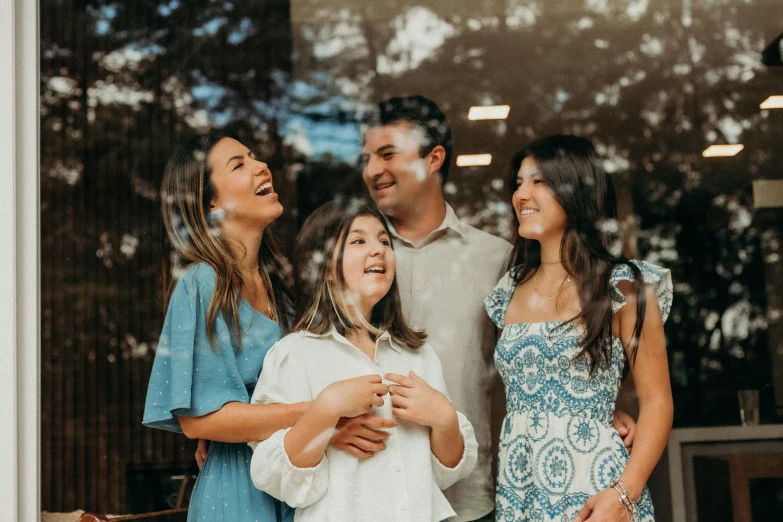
[484,260,671,522]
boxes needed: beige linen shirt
[389,203,512,521]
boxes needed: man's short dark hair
[371,95,453,183]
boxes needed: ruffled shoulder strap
[484,269,518,328]
[610,260,673,322]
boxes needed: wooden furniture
[694,454,783,522]
[667,424,783,522]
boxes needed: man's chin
[373,196,397,216]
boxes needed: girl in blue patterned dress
[143,132,303,522]
[485,135,673,522]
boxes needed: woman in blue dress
[485,135,673,522]
[142,132,303,522]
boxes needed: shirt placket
[409,247,425,330]
[373,341,412,522]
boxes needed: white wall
[0,1,40,520]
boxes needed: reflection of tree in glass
[291,0,783,427]
[40,0,300,513]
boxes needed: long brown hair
[160,131,293,348]
[506,135,646,374]
[292,200,426,349]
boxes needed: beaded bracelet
[609,478,639,522]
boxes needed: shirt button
[395,465,401,472]
[400,505,406,511]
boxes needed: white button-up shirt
[389,204,512,521]
[249,329,478,522]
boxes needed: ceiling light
[456,154,492,167]
[760,95,783,109]
[468,105,510,120]
[702,144,744,157]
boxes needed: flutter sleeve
[249,338,329,507]
[420,343,479,490]
[610,260,673,322]
[484,270,517,328]
[143,265,249,432]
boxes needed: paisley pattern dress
[484,261,671,522]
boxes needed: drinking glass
[737,389,759,426]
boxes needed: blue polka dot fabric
[143,263,293,522]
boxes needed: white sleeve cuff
[249,428,330,508]
[431,411,478,490]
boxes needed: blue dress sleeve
[609,260,673,323]
[143,265,250,432]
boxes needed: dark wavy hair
[369,95,453,183]
[505,134,647,373]
[160,130,294,349]
[292,200,426,348]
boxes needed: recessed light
[468,105,510,120]
[702,144,744,157]
[760,96,783,109]
[456,154,492,167]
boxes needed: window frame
[0,0,40,519]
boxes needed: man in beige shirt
[359,95,510,521]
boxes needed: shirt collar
[441,203,466,236]
[303,326,402,353]
[385,203,466,245]
[376,330,402,352]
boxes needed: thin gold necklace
[262,302,276,322]
[259,275,276,322]
[250,265,276,322]
[532,273,572,300]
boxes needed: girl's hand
[315,375,389,419]
[195,439,209,469]
[385,371,457,429]
[573,488,631,522]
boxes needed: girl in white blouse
[248,201,478,521]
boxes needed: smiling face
[337,214,396,320]
[512,156,568,242]
[361,121,441,219]
[207,137,283,235]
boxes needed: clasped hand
[385,371,454,430]
[330,414,396,458]
[316,374,390,419]
[329,371,454,459]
